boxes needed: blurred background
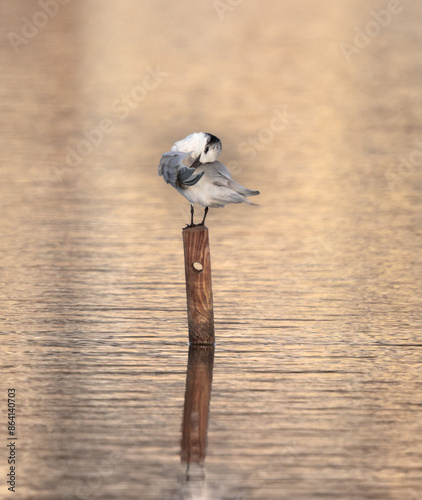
[1,1,421,499]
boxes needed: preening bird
[158,132,260,226]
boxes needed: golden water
[1,1,422,498]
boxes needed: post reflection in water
[181,345,215,480]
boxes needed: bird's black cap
[205,133,221,145]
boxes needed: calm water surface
[1,1,422,499]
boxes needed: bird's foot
[183,223,207,229]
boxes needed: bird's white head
[171,132,222,166]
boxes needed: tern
[158,132,260,226]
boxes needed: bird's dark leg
[190,204,194,227]
[184,205,197,229]
[199,207,208,226]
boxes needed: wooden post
[181,344,215,466]
[183,226,215,345]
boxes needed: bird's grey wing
[210,161,232,179]
[205,161,233,187]
[158,151,204,188]
[207,161,260,198]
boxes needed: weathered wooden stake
[183,225,215,345]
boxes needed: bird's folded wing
[211,161,232,179]
[158,151,204,188]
